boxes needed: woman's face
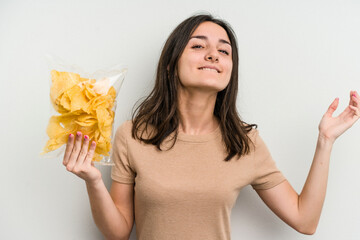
[177,21,233,93]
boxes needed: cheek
[177,62,192,86]
[178,57,198,77]
[224,62,233,80]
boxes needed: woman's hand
[318,90,360,143]
[63,131,102,185]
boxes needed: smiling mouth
[198,67,220,73]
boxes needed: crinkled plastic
[40,55,127,165]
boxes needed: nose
[205,49,219,62]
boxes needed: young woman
[62,14,360,240]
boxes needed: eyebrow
[189,35,231,46]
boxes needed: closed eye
[191,45,230,56]
[219,50,229,55]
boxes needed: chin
[199,79,229,92]
[179,75,229,92]
[196,83,228,92]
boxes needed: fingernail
[77,132,81,136]
[352,94,356,97]
[69,134,73,138]
[84,135,89,140]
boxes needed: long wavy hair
[131,14,257,161]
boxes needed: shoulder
[244,124,259,143]
[114,120,156,143]
[114,120,133,140]
[120,120,133,131]
[242,125,260,155]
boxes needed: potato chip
[50,71,83,105]
[42,70,119,162]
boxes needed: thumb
[325,98,339,117]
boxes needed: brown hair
[131,13,257,161]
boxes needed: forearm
[297,135,334,233]
[86,179,130,240]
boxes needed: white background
[1,0,359,239]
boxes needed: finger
[75,135,91,167]
[354,90,359,99]
[349,91,353,105]
[66,131,83,171]
[351,91,359,107]
[84,140,97,165]
[349,105,360,117]
[63,134,74,166]
[325,98,339,117]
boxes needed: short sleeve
[111,122,136,184]
[251,130,286,190]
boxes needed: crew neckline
[176,124,222,143]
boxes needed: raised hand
[63,131,102,185]
[318,90,360,143]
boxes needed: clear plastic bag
[40,55,127,165]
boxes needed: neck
[177,89,219,135]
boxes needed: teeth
[200,67,218,73]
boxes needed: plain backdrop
[1,0,359,239]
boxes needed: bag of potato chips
[40,55,127,165]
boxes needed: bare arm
[63,132,133,240]
[256,135,333,235]
[256,91,359,234]
[86,180,133,240]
